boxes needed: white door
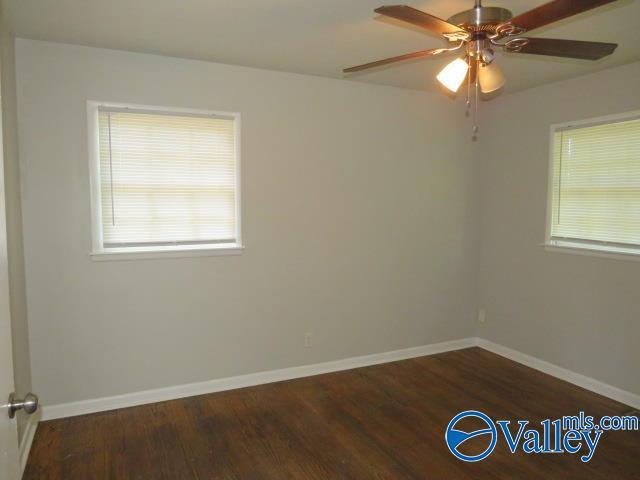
[0,66,20,479]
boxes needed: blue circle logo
[445,410,497,462]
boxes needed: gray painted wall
[13,37,640,410]
[478,61,640,396]
[15,39,479,406]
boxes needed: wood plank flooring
[24,347,640,479]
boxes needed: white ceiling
[4,0,640,93]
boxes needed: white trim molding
[543,242,640,263]
[477,338,640,410]
[90,244,244,262]
[42,338,476,420]
[40,337,640,421]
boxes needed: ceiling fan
[344,0,618,134]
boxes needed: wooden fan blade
[375,5,463,36]
[506,0,618,33]
[511,38,617,60]
[343,48,448,73]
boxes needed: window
[88,103,241,258]
[547,111,640,257]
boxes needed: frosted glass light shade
[436,58,469,93]
[478,62,506,93]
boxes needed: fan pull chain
[472,59,479,141]
[465,60,471,118]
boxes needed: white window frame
[544,109,640,262]
[87,101,243,261]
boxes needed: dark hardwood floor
[24,347,640,479]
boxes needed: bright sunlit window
[547,111,640,257]
[88,103,241,258]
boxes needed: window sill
[90,244,244,261]
[542,241,640,262]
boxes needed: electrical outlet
[478,309,486,324]
[304,333,313,348]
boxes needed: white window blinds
[97,107,238,249]
[550,115,640,250]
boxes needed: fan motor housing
[447,7,513,33]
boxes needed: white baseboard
[18,415,38,475]
[40,336,640,421]
[42,337,476,420]
[477,338,640,411]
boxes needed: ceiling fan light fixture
[436,58,469,93]
[345,1,620,136]
[478,61,505,93]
